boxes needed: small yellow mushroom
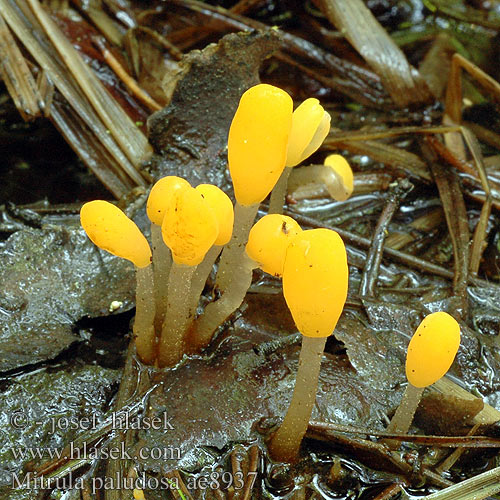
[406,311,461,388]
[158,186,219,367]
[146,176,191,330]
[80,200,151,268]
[146,175,191,226]
[190,214,302,352]
[245,214,302,277]
[287,154,353,203]
[283,229,348,337]
[188,184,235,319]
[80,200,155,364]
[286,98,331,168]
[195,184,234,246]
[269,98,331,214]
[228,83,293,207]
[162,187,219,267]
[269,228,348,463]
[385,311,461,447]
[216,83,293,295]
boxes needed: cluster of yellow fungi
[79,83,460,464]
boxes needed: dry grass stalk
[317,0,432,107]
[0,10,41,120]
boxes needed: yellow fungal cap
[80,201,152,268]
[286,98,331,167]
[406,311,460,388]
[161,186,218,266]
[195,184,234,246]
[133,489,145,500]
[228,83,293,206]
[245,214,302,277]
[324,154,353,201]
[146,176,190,226]
[283,229,348,337]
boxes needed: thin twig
[359,179,413,297]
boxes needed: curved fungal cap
[324,155,353,201]
[406,311,460,388]
[286,98,331,167]
[80,200,151,268]
[161,186,219,266]
[195,184,234,246]
[245,214,302,277]
[146,176,190,226]
[228,83,293,206]
[283,228,348,337]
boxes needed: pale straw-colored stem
[214,202,258,294]
[268,167,292,215]
[151,223,172,331]
[189,254,255,352]
[268,336,327,463]
[157,263,196,368]
[384,382,424,449]
[288,165,348,201]
[188,245,222,317]
[133,264,156,364]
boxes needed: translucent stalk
[288,164,349,201]
[189,254,255,352]
[268,167,292,215]
[151,223,172,331]
[188,245,222,317]
[157,263,196,368]
[214,202,258,294]
[268,336,327,463]
[133,265,156,365]
[384,382,424,449]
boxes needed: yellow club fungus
[81,200,151,268]
[147,176,191,329]
[188,184,235,317]
[190,214,302,352]
[269,228,348,463]
[288,154,354,202]
[216,84,293,295]
[269,98,331,214]
[146,175,191,226]
[245,214,302,277]
[386,311,460,446]
[158,186,219,367]
[80,201,155,364]
[228,83,293,207]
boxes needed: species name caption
[6,408,207,491]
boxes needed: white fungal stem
[268,336,327,463]
[151,223,172,330]
[268,167,292,214]
[288,165,349,201]
[188,245,222,317]
[384,382,424,449]
[189,254,255,352]
[133,264,156,364]
[157,262,196,368]
[214,202,258,294]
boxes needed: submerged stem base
[268,336,327,463]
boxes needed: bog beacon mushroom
[146,176,190,329]
[190,214,302,351]
[268,228,348,463]
[215,83,293,295]
[385,311,460,448]
[288,154,354,202]
[80,200,155,364]
[188,183,234,318]
[158,185,219,367]
[269,98,331,214]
